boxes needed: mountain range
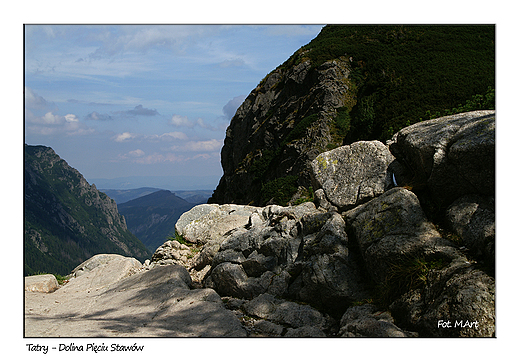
[101,188,212,205]
[116,190,196,252]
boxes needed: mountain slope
[209,25,494,207]
[101,187,163,204]
[24,145,150,276]
[117,190,195,252]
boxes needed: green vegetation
[376,255,448,307]
[284,113,319,145]
[249,113,322,203]
[280,25,495,143]
[292,186,314,206]
[328,106,351,147]
[173,230,191,246]
[250,148,282,182]
[260,175,299,206]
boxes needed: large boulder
[339,304,418,337]
[175,204,262,245]
[203,202,370,316]
[24,274,59,293]
[286,211,371,316]
[445,194,495,265]
[344,187,495,337]
[150,239,195,268]
[344,188,463,285]
[310,140,396,211]
[389,110,495,207]
[390,261,495,337]
[242,293,332,332]
[68,254,143,290]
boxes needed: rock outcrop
[174,202,371,318]
[445,194,495,266]
[209,56,355,206]
[210,26,494,207]
[388,110,495,207]
[339,304,418,337]
[167,111,495,337]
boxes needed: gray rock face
[446,194,495,264]
[210,57,355,205]
[390,263,495,337]
[389,110,495,206]
[311,141,395,211]
[202,202,370,315]
[343,186,495,336]
[242,293,330,332]
[344,188,462,285]
[24,274,59,293]
[175,204,262,245]
[150,239,192,265]
[339,304,418,337]
[25,256,246,337]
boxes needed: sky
[24,25,324,190]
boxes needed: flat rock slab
[69,254,143,290]
[25,260,246,337]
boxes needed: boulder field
[25,111,495,337]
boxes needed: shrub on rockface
[260,175,299,206]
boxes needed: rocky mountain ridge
[25,111,495,337]
[209,25,494,207]
[24,145,150,275]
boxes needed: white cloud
[113,131,189,143]
[132,153,186,165]
[25,110,94,136]
[184,139,223,152]
[88,25,222,59]
[128,149,145,157]
[41,112,62,124]
[25,87,51,110]
[169,114,217,131]
[170,114,193,127]
[64,114,79,122]
[157,132,188,141]
[223,95,247,120]
[113,132,136,142]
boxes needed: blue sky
[24,25,324,190]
